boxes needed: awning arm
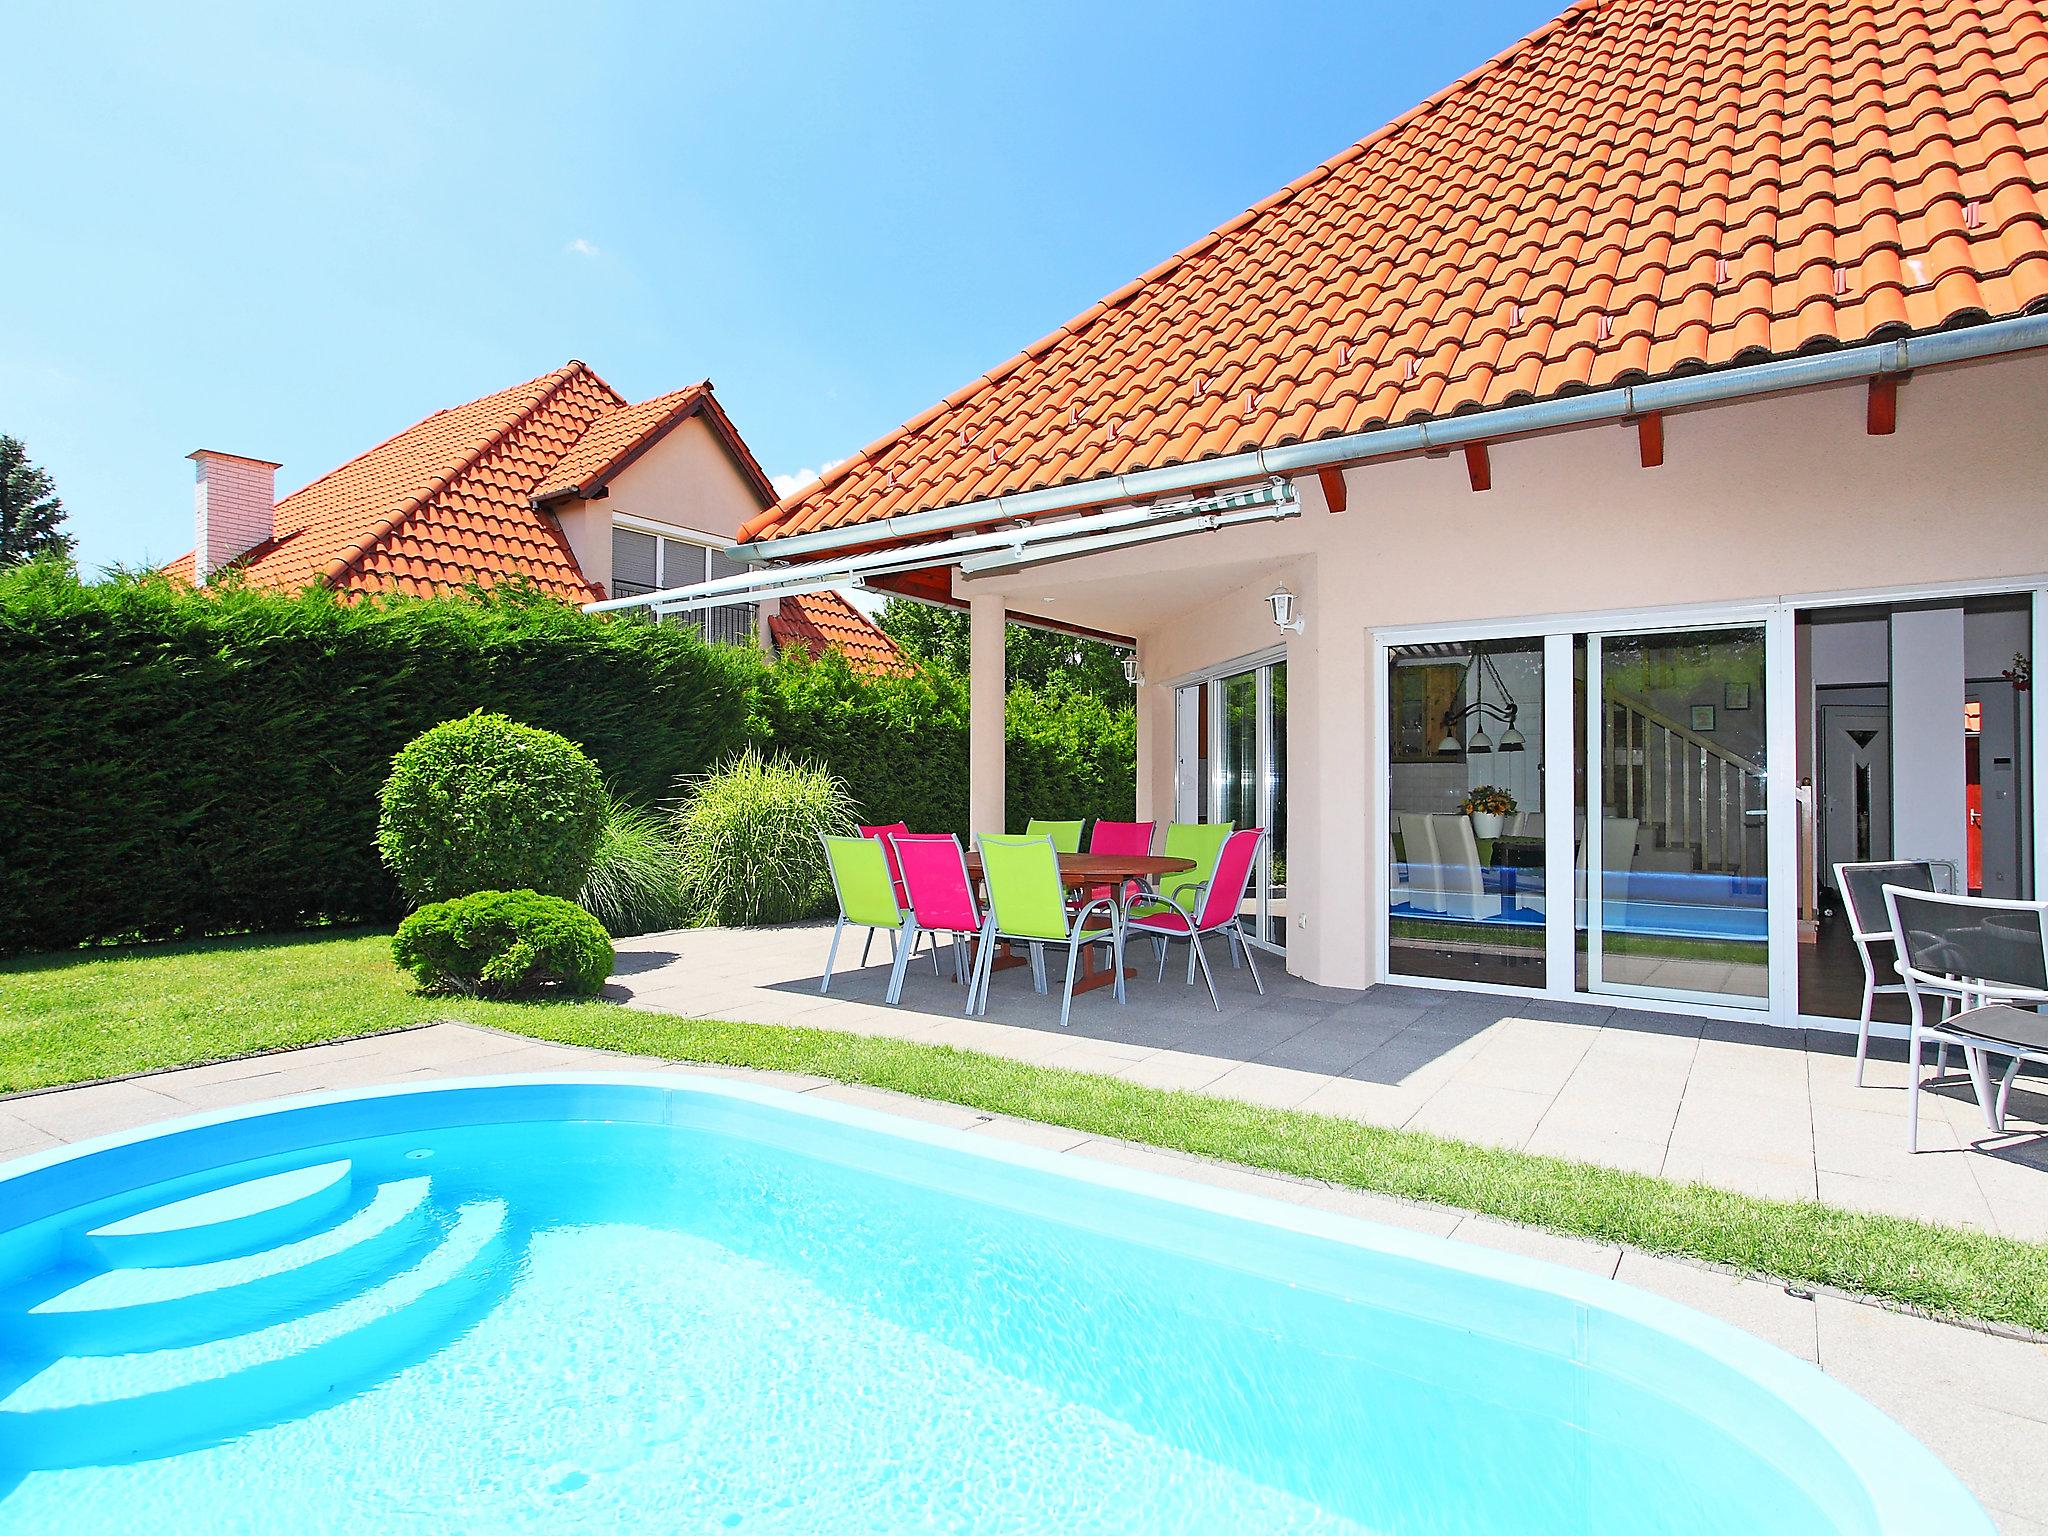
[582,480,1294,617]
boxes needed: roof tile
[743,0,2048,547]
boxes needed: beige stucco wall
[966,350,2048,990]
[549,413,769,594]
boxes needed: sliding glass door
[1173,654,1287,952]
[1585,626,1770,1007]
[1386,637,1547,987]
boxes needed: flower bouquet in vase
[1460,785,1517,840]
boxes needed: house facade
[598,0,2048,1034]
[167,362,904,673]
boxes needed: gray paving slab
[607,925,2048,1238]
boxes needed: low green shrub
[392,889,613,997]
[378,713,606,905]
[675,747,856,925]
[580,792,690,937]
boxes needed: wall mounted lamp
[1267,583,1305,634]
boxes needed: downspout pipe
[735,312,2048,566]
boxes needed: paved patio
[2,1023,2042,1533]
[609,922,2048,1240]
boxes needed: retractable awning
[581,479,1299,618]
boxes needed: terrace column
[969,593,1007,835]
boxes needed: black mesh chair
[1832,860,1956,1084]
[1882,886,2048,1151]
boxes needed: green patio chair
[972,834,1125,1027]
[1024,818,1085,854]
[818,833,907,995]
[1159,821,1233,912]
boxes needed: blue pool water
[0,1079,1989,1533]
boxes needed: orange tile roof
[532,383,778,507]
[745,0,2048,546]
[768,591,912,677]
[165,363,785,604]
[166,363,624,601]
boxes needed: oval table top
[961,851,1194,887]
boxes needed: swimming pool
[0,1077,1990,1533]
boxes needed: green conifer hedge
[0,565,1136,950]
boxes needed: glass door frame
[1170,645,1288,955]
[1373,603,1797,1023]
[1582,616,1790,1013]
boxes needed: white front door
[1818,704,1892,873]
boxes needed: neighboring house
[607,0,2048,1035]
[164,361,903,672]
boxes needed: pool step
[0,1199,510,1471]
[28,1178,434,1355]
[79,1160,356,1270]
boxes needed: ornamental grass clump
[673,748,856,925]
[579,792,691,937]
[392,889,613,997]
[377,712,606,906]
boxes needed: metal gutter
[733,312,2048,565]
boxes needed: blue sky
[2,1,1560,574]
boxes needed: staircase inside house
[1604,691,1766,879]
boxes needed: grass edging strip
[494,1008,2048,1335]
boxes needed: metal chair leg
[1029,944,1048,993]
[1111,915,1127,1005]
[820,916,845,994]
[1906,1014,1924,1153]
[885,921,918,1004]
[1964,1045,1998,1130]
[1154,937,1169,982]
[1240,934,1264,996]
[1058,936,1082,1028]
[970,926,999,1015]
[861,928,876,969]
[1226,928,1243,970]
[1189,932,1221,1011]
[1996,1056,2023,1130]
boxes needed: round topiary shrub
[378,712,605,905]
[673,747,856,925]
[392,889,614,997]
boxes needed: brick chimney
[189,450,281,585]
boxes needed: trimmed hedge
[392,888,613,997]
[0,566,1137,950]
[0,567,751,950]
[751,647,1136,836]
[378,713,606,904]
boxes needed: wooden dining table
[960,851,1196,995]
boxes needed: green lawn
[6,930,2047,1333]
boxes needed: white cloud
[565,237,601,258]
[770,458,845,499]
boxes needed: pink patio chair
[1123,828,1267,1010]
[857,821,941,979]
[1083,818,1155,904]
[887,833,994,1010]
[859,822,911,904]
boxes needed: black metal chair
[1833,860,1956,1084]
[1882,886,2048,1151]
